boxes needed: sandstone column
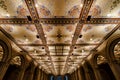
[0,62,10,80]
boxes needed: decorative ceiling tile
[89,0,120,18]
[1,24,42,44]
[0,0,30,18]
[76,24,117,44]
[67,5,81,18]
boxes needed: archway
[0,45,3,61]
[107,37,120,80]
[0,39,12,80]
[84,61,96,80]
[96,55,116,80]
[50,75,54,80]
[56,76,62,80]
[113,41,120,65]
[64,75,68,80]
[23,61,36,80]
[79,66,86,80]
[3,56,24,80]
[0,39,12,62]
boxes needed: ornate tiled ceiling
[0,0,120,75]
[0,0,30,18]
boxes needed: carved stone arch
[91,53,100,67]
[0,39,12,62]
[11,53,29,69]
[106,34,120,63]
[91,52,106,67]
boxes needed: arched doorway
[0,39,12,80]
[79,66,86,80]
[3,56,22,80]
[84,61,96,80]
[50,75,54,80]
[97,55,116,80]
[64,75,68,80]
[56,76,62,80]
[113,41,120,65]
[0,45,3,61]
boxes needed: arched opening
[64,75,68,80]
[114,41,120,65]
[3,56,23,80]
[0,45,3,61]
[0,39,12,80]
[108,37,120,64]
[79,66,86,80]
[96,55,116,80]
[56,76,62,80]
[33,67,37,80]
[50,75,54,80]
[0,39,11,62]
[23,61,35,80]
[85,61,96,80]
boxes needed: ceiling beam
[18,43,98,46]
[43,61,81,62]
[25,0,56,74]
[36,54,87,57]
[63,0,94,74]
[0,18,120,24]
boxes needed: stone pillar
[69,74,72,80]
[46,73,48,80]
[91,65,103,80]
[77,69,82,80]
[16,67,26,80]
[46,74,48,80]
[75,70,78,80]
[74,72,77,80]
[16,63,29,80]
[34,68,41,80]
[72,73,75,80]
[44,73,46,80]
[41,71,43,80]
[108,61,120,80]
[26,64,36,80]
[0,62,9,80]
[83,65,91,80]
[43,72,45,80]
[90,50,103,80]
[39,70,42,80]
[72,72,74,80]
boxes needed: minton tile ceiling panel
[0,0,30,18]
[35,0,83,17]
[0,24,42,44]
[42,24,76,44]
[76,24,117,44]
[89,0,120,18]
